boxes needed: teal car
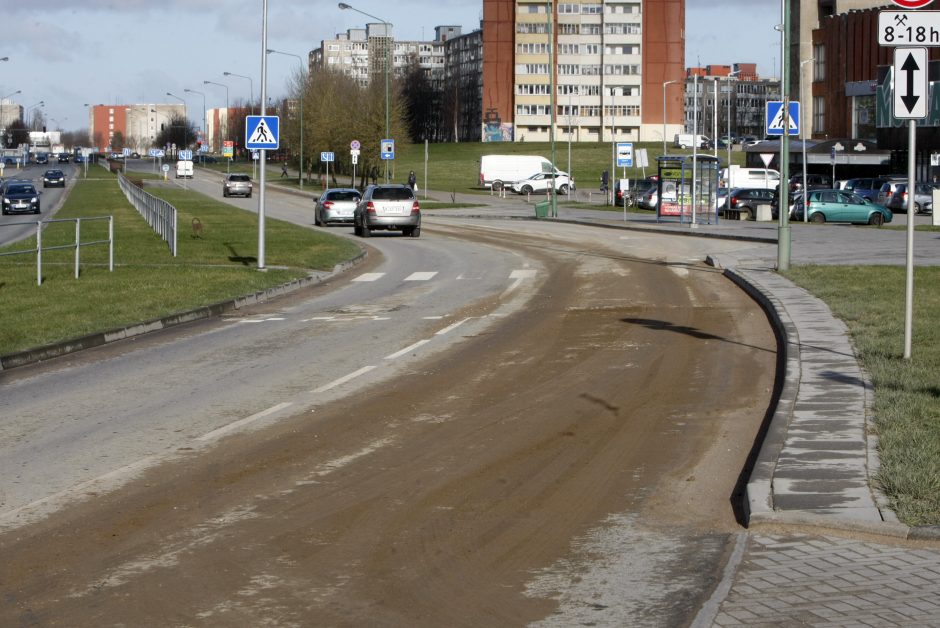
[793,189,893,226]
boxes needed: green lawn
[784,266,940,526]
[0,173,359,355]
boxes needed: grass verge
[0,175,360,356]
[784,265,940,526]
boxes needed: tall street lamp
[166,92,187,154]
[662,80,678,156]
[799,57,814,223]
[1,88,21,148]
[184,88,207,157]
[204,80,229,154]
[267,48,306,189]
[26,101,44,131]
[224,71,254,113]
[339,2,392,182]
[724,71,739,182]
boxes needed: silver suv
[354,184,421,237]
[222,174,252,198]
[315,188,361,226]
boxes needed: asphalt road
[0,161,78,247]
[0,177,778,624]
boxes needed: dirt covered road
[0,223,777,626]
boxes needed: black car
[614,178,656,205]
[789,173,831,192]
[57,153,71,163]
[724,187,776,219]
[35,153,49,165]
[1,180,41,215]
[42,169,66,188]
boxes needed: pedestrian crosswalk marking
[405,272,438,281]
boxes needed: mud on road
[0,224,778,626]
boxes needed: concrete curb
[714,256,940,542]
[0,251,366,372]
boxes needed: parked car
[725,187,777,219]
[73,154,85,164]
[842,177,894,201]
[792,189,892,225]
[509,172,575,195]
[876,180,906,210]
[314,188,361,226]
[1,180,41,215]
[42,169,66,188]
[222,173,252,197]
[788,173,831,192]
[877,180,934,213]
[614,178,656,205]
[354,184,421,237]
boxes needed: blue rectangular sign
[321,151,335,162]
[616,142,634,168]
[245,115,280,149]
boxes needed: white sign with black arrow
[893,46,928,119]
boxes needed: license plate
[383,205,405,215]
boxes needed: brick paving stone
[708,534,940,627]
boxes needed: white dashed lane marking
[353,273,385,282]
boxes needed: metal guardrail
[118,172,178,256]
[0,216,114,286]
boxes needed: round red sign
[892,0,933,8]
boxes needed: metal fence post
[109,216,114,272]
[74,218,81,278]
[36,220,42,286]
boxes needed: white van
[479,154,562,190]
[176,160,194,179]
[721,165,780,190]
[674,134,710,149]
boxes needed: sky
[2,0,781,134]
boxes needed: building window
[813,44,826,81]
[813,96,825,134]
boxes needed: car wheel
[868,213,884,226]
[559,184,569,195]
[354,222,362,236]
[409,226,421,238]
[223,190,228,197]
[520,185,533,195]
[247,192,252,198]
[314,212,322,227]
[915,202,923,214]
[810,212,826,224]
[492,180,504,191]
[361,220,371,238]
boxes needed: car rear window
[328,191,361,202]
[230,175,250,182]
[371,187,414,201]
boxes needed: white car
[509,172,575,195]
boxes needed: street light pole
[165,92,187,156]
[799,57,814,223]
[267,48,306,189]
[184,88,206,158]
[339,2,392,182]
[26,101,44,131]
[204,80,229,154]
[223,71,255,113]
[662,80,677,156]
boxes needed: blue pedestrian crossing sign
[765,101,800,136]
[245,115,280,149]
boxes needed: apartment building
[684,64,781,141]
[88,104,185,153]
[483,0,685,143]
[312,24,447,88]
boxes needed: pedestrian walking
[281,162,288,178]
[407,170,417,191]
[600,169,609,193]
